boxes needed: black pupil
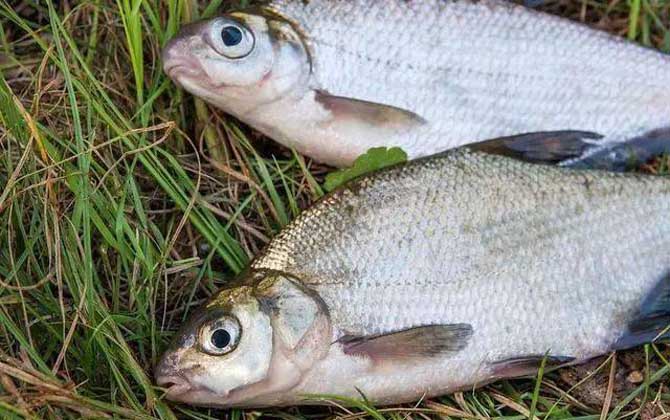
[221,26,243,47]
[211,328,231,349]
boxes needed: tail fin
[564,127,670,172]
[613,274,670,350]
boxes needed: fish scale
[163,0,670,166]
[159,4,670,404]
[273,0,669,143]
[252,149,670,350]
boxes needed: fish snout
[161,39,186,79]
[155,353,192,399]
[161,34,206,82]
[156,374,192,399]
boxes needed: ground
[0,0,669,418]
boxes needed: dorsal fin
[566,127,670,171]
[469,128,670,171]
[468,131,604,164]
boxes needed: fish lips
[162,59,205,85]
[154,352,196,400]
[161,39,207,83]
[156,370,242,407]
[155,374,192,399]
[155,365,222,402]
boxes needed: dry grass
[0,0,669,418]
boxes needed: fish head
[162,11,310,116]
[155,272,331,407]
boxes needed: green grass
[0,0,669,418]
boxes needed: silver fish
[155,134,670,407]
[162,0,670,167]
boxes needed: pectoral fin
[338,324,472,361]
[469,130,604,164]
[315,90,427,134]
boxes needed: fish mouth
[156,374,230,405]
[161,41,205,82]
[156,374,193,399]
[163,62,183,77]
[155,358,219,402]
[163,61,204,82]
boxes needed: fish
[161,0,670,168]
[155,132,670,407]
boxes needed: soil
[557,347,668,415]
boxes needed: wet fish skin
[162,0,670,167]
[156,137,670,407]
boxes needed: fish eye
[211,20,254,59]
[211,328,231,348]
[221,26,242,47]
[200,316,241,355]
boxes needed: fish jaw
[161,12,311,118]
[155,364,222,405]
[154,287,277,406]
[155,273,334,408]
[162,34,208,87]
[161,8,448,167]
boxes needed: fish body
[156,136,670,407]
[162,0,670,167]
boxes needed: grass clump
[0,0,669,418]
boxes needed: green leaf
[323,147,407,192]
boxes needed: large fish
[161,0,670,167]
[155,133,670,407]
